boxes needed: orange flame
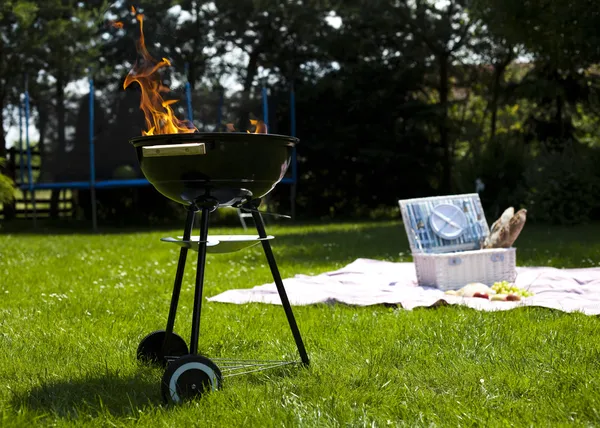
[248,119,268,134]
[122,9,196,135]
[108,20,123,29]
[225,120,267,133]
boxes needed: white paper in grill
[161,235,274,253]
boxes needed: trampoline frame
[13,69,298,230]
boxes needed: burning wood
[225,120,268,134]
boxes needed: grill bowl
[130,132,297,207]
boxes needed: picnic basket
[398,193,517,290]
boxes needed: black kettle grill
[130,132,309,405]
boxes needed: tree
[0,1,38,163]
[471,0,600,152]
[468,23,521,142]
[280,0,442,217]
[165,1,215,91]
[211,0,334,129]
[0,1,38,219]
[398,0,478,193]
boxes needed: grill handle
[142,143,206,157]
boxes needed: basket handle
[142,143,206,157]
[448,257,462,266]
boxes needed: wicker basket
[399,194,517,290]
[412,248,517,291]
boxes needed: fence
[0,147,74,220]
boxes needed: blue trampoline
[13,70,298,230]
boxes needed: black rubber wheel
[161,354,222,404]
[137,330,189,367]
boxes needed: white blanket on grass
[207,258,600,315]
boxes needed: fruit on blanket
[444,283,495,298]
[457,282,495,297]
[443,281,532,301]
[490,293,521,301]
[492,280,534,298]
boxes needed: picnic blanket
[208,258,600,315]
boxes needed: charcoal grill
[130,132,309,405]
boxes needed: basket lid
[398,193,489,254]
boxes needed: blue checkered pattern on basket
[399,193,490,254]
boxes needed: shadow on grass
[265,220,600,269]
[0,217,195,236]
[0,214,397,236]
[12,366,166,419]
[13,360,313,420]
[266,222,409,266]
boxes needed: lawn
[1,219,600,427]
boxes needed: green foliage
[470,0,600,70]
[0,1,38,25]
[0,158,15,204]
[573,102,600,148]
[523,145,600,225]
[0,174,14,204]
[454,135,531,218]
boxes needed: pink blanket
[208,258,600,315]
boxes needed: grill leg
[163,207,196,351]
[250,208,310,366]
[189,205,211,355]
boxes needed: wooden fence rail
[1,146,74,220]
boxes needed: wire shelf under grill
[163,357,302,378]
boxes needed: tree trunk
[489,52,514,143]
[51,69,67,218]
[439,55,451,193]
[37,101,48,161]
[555,94,563,139]
[188,0,202,91]
[238,48,260,131]
[56,70,66,153]
[489,65,502,142]
[0,91,6,162]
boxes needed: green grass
[1,220,600,427]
